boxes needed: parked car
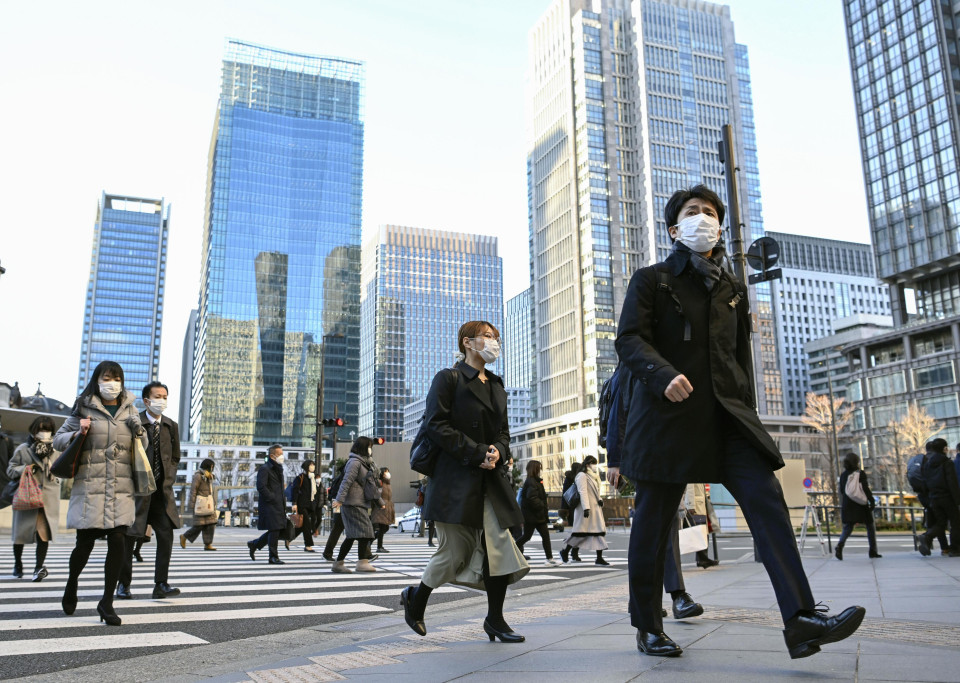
[548,510,564,532]
[397,508,421,533]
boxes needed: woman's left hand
[481,446,500,470]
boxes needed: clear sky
[0,0,868,420]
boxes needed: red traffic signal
[335,417,345,427]
[374,437,385,445]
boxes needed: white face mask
[147,398,167,416]
[475,337,500,364]
[367,447,373,456]
[587,464,598,473]
[674,213,721,253]
[383,473,391,481]
[273,454,284,464]
[99,381,122,400]
[35,431,53,443]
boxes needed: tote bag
[12,467,44,511]
[132,437,157,497]
[845,470,869,506]
[678,514,709,555]
[194,494,215,516]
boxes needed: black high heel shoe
[62,580,79,616]
[97,601,121,626]
[483,618,524,643]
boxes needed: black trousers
[923,498,960,551]
[662,512,684,594]
[253,529,281,558]
[300,509,317,547]
[516,522,554,559]
[120,491,174,587]
[628,422,815,632]
[323,513,344,556]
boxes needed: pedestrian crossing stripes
[0,541,624,664]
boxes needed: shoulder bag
[51,410,87,479]
[194,493,215,516]
[132,434,158,496]
[410,369,459,476]
[562,482,581,510]
[12,467,44,511]
[845,470,869,505]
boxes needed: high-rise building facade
[179,309,198,442]
[358,225,504,441]
[191,41,364,446]
[77,193,168,403]
[767,231,892,415]
[843,0,960,324]
[527,0,782,421]
[504,287,537,407]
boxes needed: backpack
[285,479,295,503]
[329,469,345,502]
[907,453,926,494]
[844,470,869,506]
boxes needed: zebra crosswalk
[0,536,624,673]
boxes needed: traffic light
[321,417,347,427]
[374,437,385,445]
[335,417,345,427]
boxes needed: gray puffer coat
[8,442,61,544]
[53,391,147,530]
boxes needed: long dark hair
[350,436,374,456]
[842,452,860,472]
[526,459,542,478]
[78,360,125,404]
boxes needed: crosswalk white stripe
[3,586,463,613]
[0,603,390,632]
[0,631,208,656]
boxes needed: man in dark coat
[248,444,287,564]
[118,381,182,600]
[917,438,960,557]
[611,185,864,659]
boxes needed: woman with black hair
[332,436,383,573]
[835,452,880,560]
[8,416,60,581]
[561,454,609,565]
[53,360,147,626]
[180,458,218,551]
[558,462,582,562]
[515,460,559,566]
[400,320,529,643]
[371,467,396,553]
[291,459,320,552]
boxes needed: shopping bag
[678,520,708,555]
[131,436,157,496]
[12,467,44,511]
[194,494,215,516]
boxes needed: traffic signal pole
[719,124,748,287]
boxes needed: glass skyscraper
[77,193,168,403]
[843,0,960,324]
[504,286,537,409]
[527,0,782,419]
[191,40,364,446]
[358,225,504,441]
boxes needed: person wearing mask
[503,457,523,544]
[371,467,396,554]
[248,444,287,564]
[117,382,181,600]
[8,417,60,581]
[907,449,949,555]
[516,460,559,566]
[291,460,320,552]
[332,437,383,573]
[560,455,609,565]
[558,463,582,562]
[400,321,529,643]
[613,185,865,658]
[835,452,880,560]
[322,463,346,562]
[917,438,960,557]
[180,459,218,550]
[53,361,147,626]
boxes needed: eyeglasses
[473,333,500,342]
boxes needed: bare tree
[801,392,853,509]
[885,403,944,505]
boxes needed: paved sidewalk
[30,545,956,683]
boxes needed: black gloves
[584,508,590,518]
[598,499,604,508]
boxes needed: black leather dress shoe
[268,556,285,565]
[248,540,257,561]
[400,586,427,636]
[152,583,181,599]
[783,605,866,659]
[696,556,719,569]
[636,630,682,657]
[660,608,668,618]
[483,618,525,643]
[672,592,704,619]
[115,583,133,600]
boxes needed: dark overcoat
[420,362,523,530]
[128,411,182,536]
[256,458,286,531]
[839,468,874,524]
[615,249,782,483]
[520,476,548,525]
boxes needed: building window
[868,342,904,366]
[918,394,960,419]
[867,372,905,398]
[846,379,863,402]
[852,408,865,431]
[913,362,955,390]
[871,402,908,427]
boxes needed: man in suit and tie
[117,381,182,599]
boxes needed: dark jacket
[839,468,874,525]
[256,458,286,531]
[615,250,782,483]
[922,448,960,505]
[291,472,322,512]
[128,411,182,536]
[420,362,523,529]
[520,476,548,525]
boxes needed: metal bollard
[910,507,917,550]
[823,505,832,553]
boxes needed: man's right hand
[664,374,693,403]
[79,418,92,435]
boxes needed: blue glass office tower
[77,193,168,403]
[191,41,364,446]
[358,226,504,441]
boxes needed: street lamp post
[825,365,841,503]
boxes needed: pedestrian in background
[181,458,218,550]
[248,444,287,564]
[322,462,346,561]
[908,449,949,554]
[332,436,383,573]
[685,484,719,568]
[118,381,181,601]
[835,452,880,561]
[917,438,960,557]
[8,416,60,581]
[560,454,608,565]
[372,467,395,553]
[291,459,320,552]
[400,321,529,643]
[558,462,582,562]
[516,459,559,566]
[53,360,147,626]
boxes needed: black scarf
[673,240,726,291]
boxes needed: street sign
[748,267,782,284]
[746,236,780,271]
[803,477,813,489]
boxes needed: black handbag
[409,426,440,476]
[51,430,86,479]
[562,483,581,510]
[0,479,17,509]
